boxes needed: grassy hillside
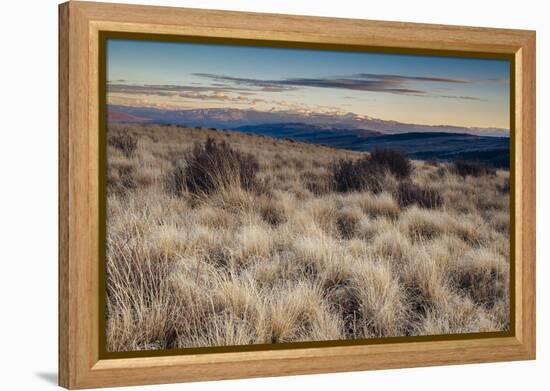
[106,124,510,352]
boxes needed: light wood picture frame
[59,1,536,389]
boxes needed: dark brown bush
[108,130,138,158]
[169,137,259,196]
[258,200,286,226]
[119,166,137,190]
[330,156,384,193]
[302,171,334,196]
[397,181,442,209]
[165,164,186,197]
[370,148,412,179]
[453,160,496,177]
[336,211,359,239]
[108,165,137,196]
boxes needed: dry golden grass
[106,124,510,352]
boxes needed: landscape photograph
[104,39,511,352]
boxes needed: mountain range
[107,105,508,137]
[108,105,510,167]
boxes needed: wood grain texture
[58,3,70,387]
[58,1,536,388]
[518,35,536,354]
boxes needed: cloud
[439,95,487,101]
[354,73,469,84]
[281,77,426,94]
[107,83,251,94]
[110,71,476,100]
[107,83,266,106]
[193,73,296,92]
[193,72,469,96]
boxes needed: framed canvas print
[59,1,536,389]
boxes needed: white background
[0,0,547,389]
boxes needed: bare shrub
[331,156,384,193]
[165,163,186,196]
[453,160,496,177]
[108,166,137,196]
[302,171,334,196]
[170,137,259,196]
[336,210,360,239]
[397,181,443,209]
[370,148,412,179]
[108,130,138,158]
[119,166,137,191]
[257,197,286,226]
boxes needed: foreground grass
[106,124,510,352]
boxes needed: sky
[106,39,510,131]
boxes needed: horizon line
[106,103,510,136]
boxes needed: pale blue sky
[107,39,510,129]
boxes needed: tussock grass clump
[108,129,138,158]
[453,160,496,177]
[397,181,443,209]
[399,207,448,240]
[446,248,508,308]
[351,192,400,219]
[324,260,408,338]
[106,237,181,351]
[236,224,273,264]
[331,156,384,193]
[370,148,412,179]
[372,228,411,263]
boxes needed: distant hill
[235,122,381,148]
[108,111,150,123]
[357,132,509,168]
[234,124,510,168]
